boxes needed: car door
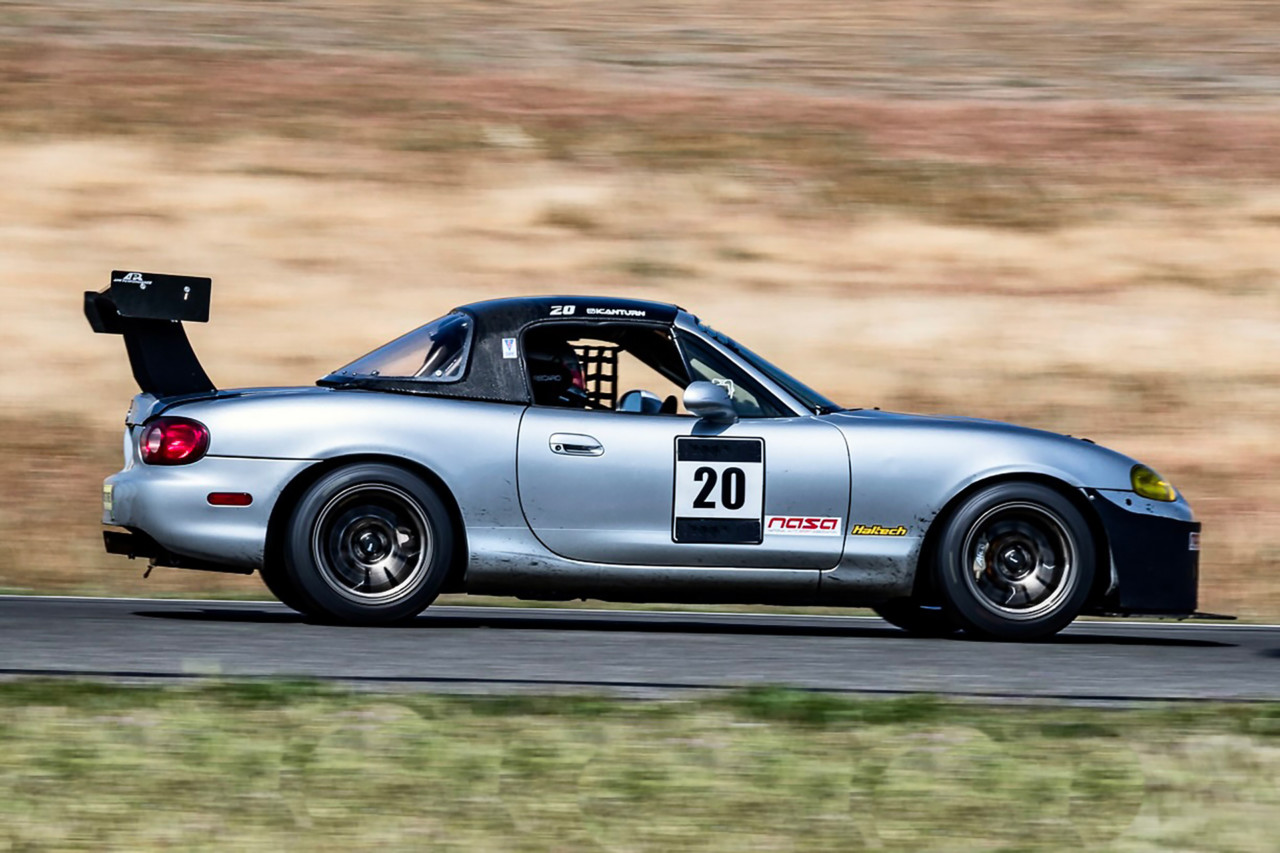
[517,407,850,568]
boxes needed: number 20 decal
[673,437,764,544]
[692,466,747,510]
[549,305,577,316]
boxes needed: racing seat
[527,340,589,408]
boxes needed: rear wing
[84,271,215,397]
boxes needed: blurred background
[1,0,1277,616]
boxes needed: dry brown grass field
[1,1,1277,616]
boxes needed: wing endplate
[84,271,216,397]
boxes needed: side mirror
[618,389,663,414]
[683,381,737,423]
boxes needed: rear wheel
[873,599,960,636]
[282,463,454,625]
[936,482,1095,641]
[258,561,312,615]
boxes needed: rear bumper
[104,455,316,569]
[104,528,254,574]
[1089,490,1200,614]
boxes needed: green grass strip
[1,681,1277,851]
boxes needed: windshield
[330,312,473,382]
[694,320,841,415]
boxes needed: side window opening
[522,322,792,418]
[524,324,688,412]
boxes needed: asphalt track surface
[2,596,1278,701]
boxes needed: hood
[825,407,1088,440]
[821,407,1142,492]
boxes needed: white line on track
[2,594,1273,630]
[0,593,284,606]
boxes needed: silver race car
[87,271,1201,639]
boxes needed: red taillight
[140,417,209,465]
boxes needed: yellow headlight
[1131,465,1177,502]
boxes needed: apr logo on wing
[765,516,842,535]
[113,271,152,288]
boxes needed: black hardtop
[386,295,679,404]
[319,295,686,404]
[454,295,681,330]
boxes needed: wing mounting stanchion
[84,270,216,397]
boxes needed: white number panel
[672,437,765,544]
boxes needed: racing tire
[872,599,961,636]
[258,561,315,616]
[282,463,454,625]
[935,482,1095,641]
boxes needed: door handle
[549,433,604,457]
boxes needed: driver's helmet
[527,340,588,407]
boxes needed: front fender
[819,410,1176,604]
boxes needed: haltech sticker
[850,524,908,537]
[766,516,841,535]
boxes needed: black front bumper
[1089,495,1200,614]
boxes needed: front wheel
[872,599,960,636]
[282,463,455,625]
[935,482,1096,641]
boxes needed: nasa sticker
[502,337,518,359]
